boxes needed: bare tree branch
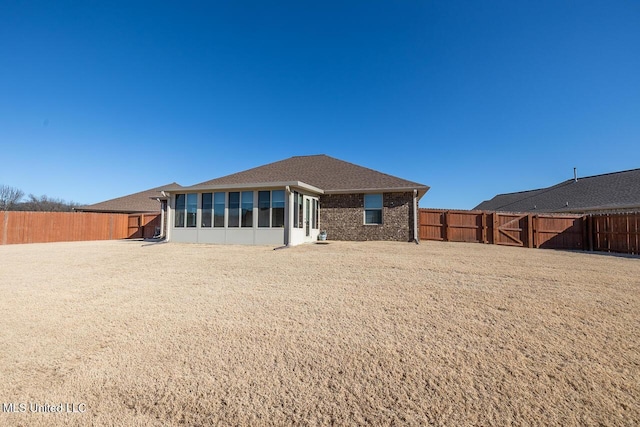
[15,194,80,212]
[0,185,24,211]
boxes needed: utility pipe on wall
[165,193,172,242]
[155,198,166,238]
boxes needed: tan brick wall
[319,192,414,241]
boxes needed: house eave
[324,186,430,199]
[163,184,431,200]
[74,208,160,214]
[163,181,325,195]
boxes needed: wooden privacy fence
[420,209,639,255]
[0,211,162,245]
[589,212,640,255]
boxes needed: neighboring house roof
[164,155,430,197]
[77,183,179,213]
[474,168,640,213]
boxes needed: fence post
[481,212,487,244]
[492,212,499,244]
[443,211,449,242]
[626,215,631,254]
[527,214,534,248]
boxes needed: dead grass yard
[0,239,638,426]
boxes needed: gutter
[169,181,325,195]
[325,186,430,198]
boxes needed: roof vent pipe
[574,167,578,182]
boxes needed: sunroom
[165,182,322,246]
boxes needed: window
[258,191,270,228]
[186,194,197,227]
[298,194,303,228]
[228,192,240,227]
[313,199,318,229]
[258,190,285,228]
[241,191,253,227]
[202,193,212,227]
[364,194,383,225]
[272,190,285,227]
[293,191,304,228]
[175,193,198,228]
[175,194,186,227]
[213,192,225,227]
[293,192,299,228]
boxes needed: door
[305,199,311,237]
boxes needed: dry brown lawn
[0,240,638,426]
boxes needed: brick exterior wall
[319,192,415,242]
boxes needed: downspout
[158,199,166,238]
[413,189,419,244]
[165,192,172,242]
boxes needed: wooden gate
[127,213,161,239]
[493,213,529,247]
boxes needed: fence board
[535,215,585,249]
[419,210,445,241]
[591,212,640,255]
[0,211,132,245]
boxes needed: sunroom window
[213,192,225,227]
[272,190,285,227]
[186,194,197,227]
[258,191,270,227]
[228,192,240,227]
[175,193,197,227]
[175,194,186,227]
[241,191,253,227]
[202,193,212,227]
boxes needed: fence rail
[419,209,638,255]
[0,211,161,245]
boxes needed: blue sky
[1,1,638,208]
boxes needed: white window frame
[364,193,383,225]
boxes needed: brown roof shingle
[474,168,640,213]
[185,155,429,194]
[77,183,179,213]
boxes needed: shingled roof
[474,168,640,213]
[170,155,429,196]
[77,183,179,213]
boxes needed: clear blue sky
[1,1,638,208]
